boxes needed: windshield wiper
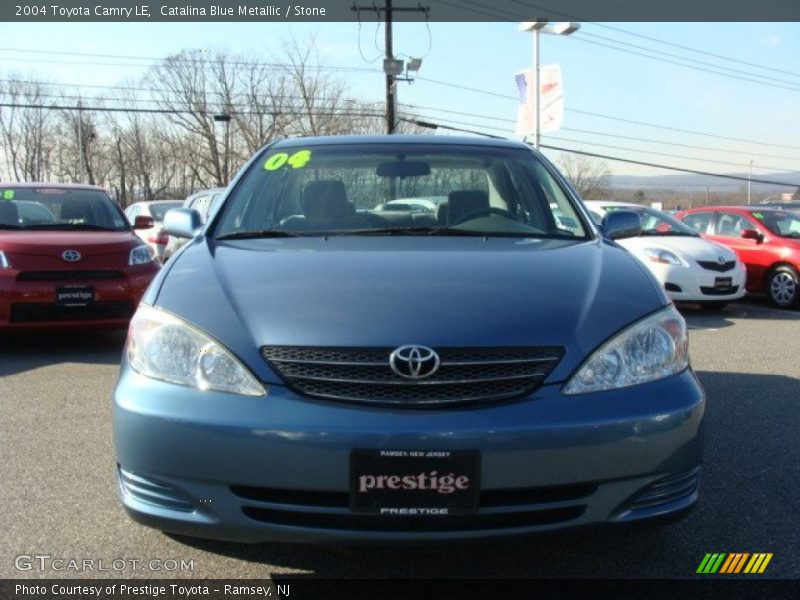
[216,230,305,240]
[338,227,510,237]
[25,223,119,231]
[0,223,22,229]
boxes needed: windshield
[150,201,183,221]
[750,210,800,238]
[0,187,128,231]
[214,143,588,239]
[603,205,697,237]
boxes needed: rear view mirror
[133,215,154,230]
[601,210,642,240]
[164,208,203,239]
[376,161,431,178]
[741,229,764,243]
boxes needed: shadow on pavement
[678,299,800,331]
[159,369,800,579]
[0,329,126,376]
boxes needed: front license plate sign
[56,285,95,306]
[715,277,732,290]
[350,450,479,515]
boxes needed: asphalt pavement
[1,300,798,579]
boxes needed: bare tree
[558,154,612,199]
[0,78,57,181]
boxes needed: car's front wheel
[767,265,799,308]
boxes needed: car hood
[152,236,667,385]
[0,230,139,253]
[620,235,738,262]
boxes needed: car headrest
[60,198,93,222]
[303,180,350,220]
[0,201,19,226]
[447,190,489,224]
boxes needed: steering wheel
[450,207,519,226]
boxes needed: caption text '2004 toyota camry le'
[113,135,705,543]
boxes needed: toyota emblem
[718,256,726,264]
[389,345,440,379]
[62,250,81,262]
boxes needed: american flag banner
[514,65,563,136]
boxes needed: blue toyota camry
[113,135,705,542]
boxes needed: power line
[401,116,800,187]
[0,101,388,119]
[446,0,800,91]
[511,1,800,79]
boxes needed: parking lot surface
[1,300,798,579]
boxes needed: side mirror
[133,215,154,230]
[164,208,203,239]
[601,210,642,240]
[741,229,764,243]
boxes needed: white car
[124,200,183,260]
[586,201,747,308]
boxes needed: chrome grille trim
[261,346,564,407]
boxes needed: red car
[675,206,800,307]
[0,183,160,330]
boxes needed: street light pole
[532,28,540,150]
[748,159,753,205]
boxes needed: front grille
[261,346,564,407]
[697,260,736,272]
[241,505,585,532]
[17,270,126,281]
[10,301,135,323]
[700,285,739,296]
[626,468,700,511]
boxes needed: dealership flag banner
[515,65,564,136]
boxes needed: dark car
[113,135,704,543]
[0,183,160,330]
[676,206,800,307]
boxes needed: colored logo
[696,553,773,574]
[61,250,82,262]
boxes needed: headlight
[127,305,266,396]
[564,305,688,395]
[0,250,10,269]
[129,244,155,266]
[643,248,684,266]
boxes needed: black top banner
[2,0,800,22]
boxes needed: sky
[0,20,798,186]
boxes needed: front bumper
[651,262,747,302]
[113,367,705,543]
[0,266,158,330]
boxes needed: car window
[126,204,140,220]
[214,143,589,239]
[750,210,800,238]
[190,195,211,220]
[149,202,183,222]
[714,212,753,237]
[0,187,128,231]
[681,212,713,234]
[604,206,696,236]
[17,201,56,225]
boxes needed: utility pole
[385,0,395,134]
[77,99,85,184]
[352,1,428,134]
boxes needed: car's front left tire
[767,265,799,308]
